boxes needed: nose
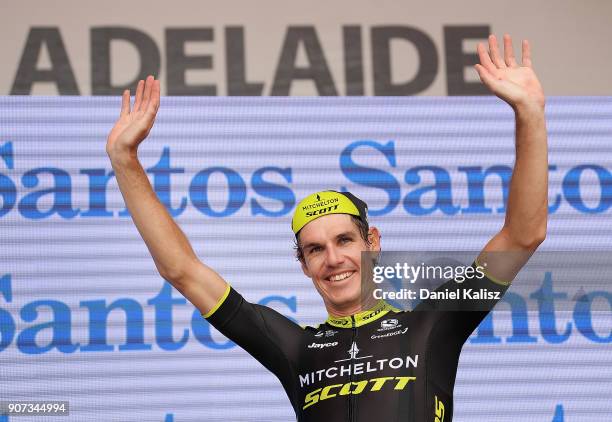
[325,244,344,267]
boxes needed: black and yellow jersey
[204,264,510,422]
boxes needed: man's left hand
[475,34,545,111]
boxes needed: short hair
[293,215,371,263]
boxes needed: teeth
[329,272,353,282]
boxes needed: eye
[339,236,352,244]
[309,246,322,254]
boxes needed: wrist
[512,100,545,118]
[512,96,545,114]
[107,145,139,166]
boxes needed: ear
[367,226,381,252]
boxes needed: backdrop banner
[2,0,611,96]
[1,96,611,421]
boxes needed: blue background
[0,97,611,421]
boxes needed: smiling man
[292,191,378,315]
[106,34,547,421]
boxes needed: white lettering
[407,355,419,368]
[299,373,312,387]
[297,355,420,387]
[340,365,351,377]
[389,358,403,369]
[325,367,337,379]
[308,341,338,349]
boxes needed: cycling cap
[291,190,368,235]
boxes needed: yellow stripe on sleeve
[203,283,231,318]
[475,258,512,286]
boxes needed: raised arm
[106,75,228,315]
[474,34,548,282]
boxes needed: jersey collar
[325,300,399,329]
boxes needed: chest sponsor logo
[378,318,400,331]
[333,341,373,363]
[298,339,419,395]
[308,341,338,349]
[372,318,408,339]
[300,341,419,410]
[303,376,416,410]
[371,327,409,340]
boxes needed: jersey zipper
[348,315,357,422]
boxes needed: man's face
[298,214,380,311]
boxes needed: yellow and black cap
[291,190,368,235]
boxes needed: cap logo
[292,190,365,234]
[305,204,339,217]
[301,197,339,212]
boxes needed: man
[106,34,547,421]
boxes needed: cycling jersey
[204,263,510,422]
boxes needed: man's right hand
[104,75,230,317]
[106,75,160,159]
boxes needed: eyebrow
[302,231,355,251]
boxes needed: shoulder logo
[314,329,337,338]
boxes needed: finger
[522,39,533,68]
[146,80,161,118]
[154,80,160,111]
[503,34,518,67]
[474,64,497,89]
[120,89,130,117]
[477,42,498,76]
[133,80,145,112]
[142,75,153,112]
[488,34,506,68]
